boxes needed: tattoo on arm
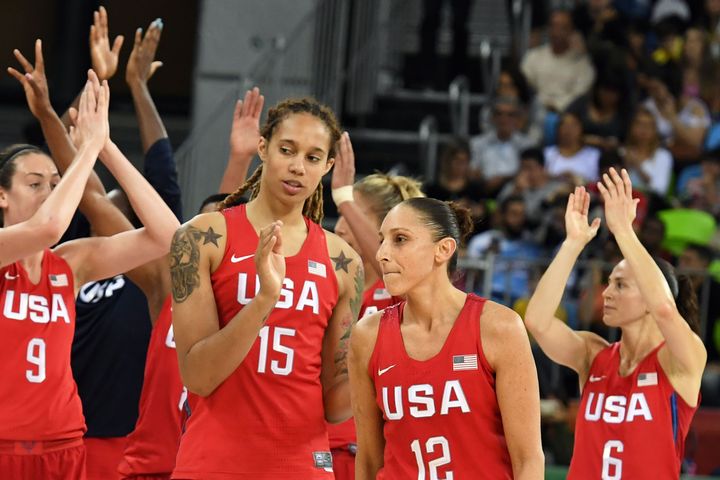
[170,224,223,303]
[334,263,365,376]
[331,250,353,273]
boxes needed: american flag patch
[453,354,478,371]
[307,260,326,278]
[373,288,391,301]
[49,273,68,287]
[637,372,658,387]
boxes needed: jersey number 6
[257,326,296,376]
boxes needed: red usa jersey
[369,294,512,479]
[569,342,698,479]
[328,278,398,450]
[0,250,84,440]
[173,205,339,479]
[119,296,185,476]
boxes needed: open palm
[90,6,124,81]
[255,222,286,300]
[565,186,601,246]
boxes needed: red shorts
[85,437,127,480]
[331,448,355,480]
[121,475,170,480]
[0,437,86,479]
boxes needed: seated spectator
[466,195,542,305]
[620,106,674,195]
[566,73,631,152]
[424,137,487,232]
[544,112,601,182]
[677,149,720,217]
[639,215,673,262]
[497,147,568,222]
[521,9,595,114]
[470,96,535,195]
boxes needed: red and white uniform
[370,294,512,479]
[119,297,184,479]
[172,204,339,479]
[569,342,699,479]
[327,278,397,480]
[0,250,84,441]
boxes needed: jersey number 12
[411,436,453,480]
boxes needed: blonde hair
[354,173,425,222]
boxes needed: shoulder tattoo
[169,224,223,303]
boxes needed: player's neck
[619,316,664,365]
[246,194,307,229]
[19,250,45,280]
[403,277,466,331]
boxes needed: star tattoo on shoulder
[331,250,353,273]
[202,227,222,247]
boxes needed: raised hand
[229,87,264,158]
[564,186,601,246]
[7,39,52,119]
[597,167,638,236]
[255,221,286,301]
[126,19,163,86]
[69,70,110,152]
[90,6,124,81]
[331,132,355,190]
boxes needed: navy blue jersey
[71,275,152,436]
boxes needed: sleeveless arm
[169,213,278,396]
[321,233,364,422]
[349,313,385,480]
[336,201,384,278]
[482,304,544,479]
[0,142,100,268]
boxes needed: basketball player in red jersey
[169,98,364,479]
[350,197,544,479]
[524,168,706,479]
[0,72,179,478]
[329,133,424,479]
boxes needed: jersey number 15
[257,325,296,376]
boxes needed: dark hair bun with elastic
[447,201,474,244]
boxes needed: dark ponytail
[655,258,700,334]
[402,198,474,273]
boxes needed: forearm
[337,201,382,276]
[219,150,253,193]
[525,240,583,332]
[60,91,81,130]
[129,81,167,153]
[323,377,352,423]
[99,141,180,244]
[613,230,675,312]
[181,294,275,396]
[512,455,545,479]
[142,138,183,220]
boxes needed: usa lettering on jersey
[584,392,653,423]
[382,380,471,420]
[236,273,319,314]
[3,291,70,323]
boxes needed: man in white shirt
[521,9,595,113]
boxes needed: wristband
[331,185,354,206]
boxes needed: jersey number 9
[26,338,46,383]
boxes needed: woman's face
[497,72,519,98]
[601,260,648,327]
[0,153,58,227]
[447,151,470,178]
[629,111,657,145]
[557,114,583,146]
[334,192,380,255]
[684,28,705,65]
[597,86,620,108]
[258,113,334,205]
[376,205,444,296]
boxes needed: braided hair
[220,98,342,224]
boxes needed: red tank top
[119,297,185,476]
[327,278,398,450]
[569,342,699,479]
[369,294,512,479]
[173,205,339,479]
[0,250,84,440]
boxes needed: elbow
[512,449,545,478]
[34,217,65,247]
[652,301,679,325]
[179,366,218,398]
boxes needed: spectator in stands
[544,112,601,183]
[639,215,673,261]
[424,137,487,233]
[470,96,535,195]
[497,147,567,222]
[678,150,720,217]
[703,0,720,60]
[521,9,595,114]
[572,0,628,72]
[677,243,720,364]
[466,195,541,305]
[620,106,674,196]
[566,73,631,152]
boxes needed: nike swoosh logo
[230,254,254,263]
[589,375,605,383]
[5,272,18,280]
[378,365,396,376]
